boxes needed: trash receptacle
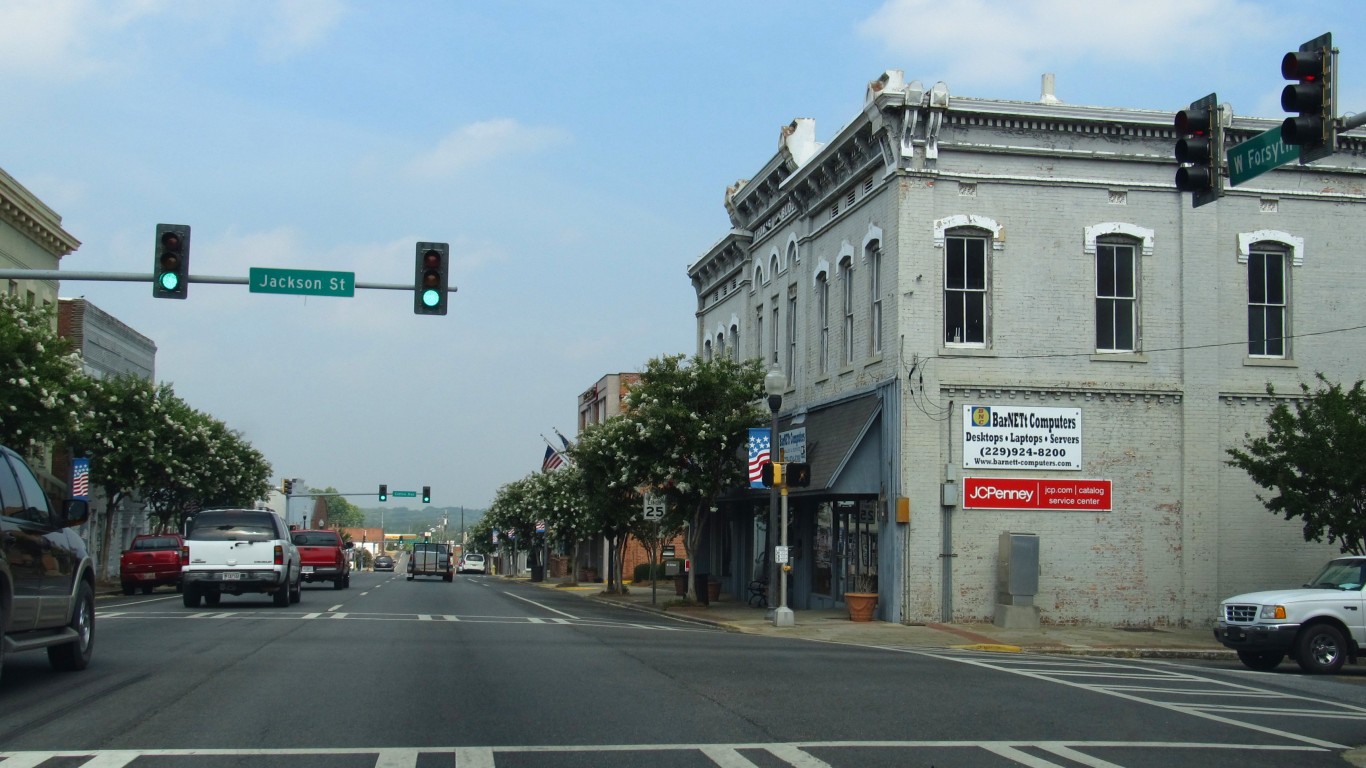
[530,565,545,582]
[694,572,709,606]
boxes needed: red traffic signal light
[153,224,191,299]
[1281,33,1336,162]
[1173,93,1221,208]
[414,242,449,315]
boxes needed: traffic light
[283,478,294,495]
[1281,33,1336,163]
[760,461,781,488]
[1173,93,1222,208]
[422,485,431,504]
[153,224,191,299]
[787,462,811,487]
[378,484,388,502]
[414,242,449,315]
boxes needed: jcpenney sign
[962,477,1112,511]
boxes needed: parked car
[181,508,301,607]
[120,533,184,594]
[0,443,96,680]
[458,553,487,574]
[373,554,395,571]
[1215,556,1366,674]
[408,542,453,581]
[291,529,353,589]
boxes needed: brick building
[688,71,1366,626]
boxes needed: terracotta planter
[674,574,688,596]
[707,579,721,602]
[845,592,878,622]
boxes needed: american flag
[542,444,564,472]
[71,458,90,499]
[747,428,770,488]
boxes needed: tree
[570,416,649,593]
[313,487,365,529]
[1227,375,1366,554]
[610,354,766,599]
[0,294,87,449]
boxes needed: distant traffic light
[422,485,431,504]
[283,478,294,496]
[1174,93,1222,208]
[414,242,449,315]
[1282,33,1337,163]
[378,484,388,502]
[153,224,191,299]
[786,462,811,487]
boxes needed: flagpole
[541,433,574,465]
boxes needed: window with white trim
[729,324,739,359]
[755,306,764,361]
[1248,244,1289,358]
[1095,238,1138,352]
[786,288,797,383]
[868,245,883,356]
[716,333,725,359]
[703,339,712,361]
[817,271,830,375]
[770,303,780,365]
[841,256,855,366]
[944,230,988,346]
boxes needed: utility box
[664,559,680,577]
[994,532,1041,628]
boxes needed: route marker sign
[249,267,355,297]
[1227,126,1300,187]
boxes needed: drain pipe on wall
[941,400,957,623]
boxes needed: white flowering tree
[612,354,766,600]
[570,415,652,592]
[525,465,593,583]
[0,294,87,450]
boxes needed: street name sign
[249,267,355,297]
[1227,126,1300,187]
[392,490,417,498]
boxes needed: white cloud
[408,119,569,178]
[258,0,348,60]
[858,0,1276,91]
[0,0,159,80]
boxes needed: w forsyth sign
[963,405,1082,470]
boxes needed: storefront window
[845,500,878,593]
[812,503,833,595]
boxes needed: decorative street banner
[963,405,1082,471]
[71,457,90,500]
[747,428,771,489]
[963,477,1112,511]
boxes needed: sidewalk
[524,576,1233,660]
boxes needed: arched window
[816,270,830,375]
[840,255,855,366]
[867,241,882,356]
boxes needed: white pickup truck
[1214,556,1366,674]
[181,508,302,608]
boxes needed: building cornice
[0,167,81,258]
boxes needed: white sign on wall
[779,427,806,462]
[962,405,1082,471]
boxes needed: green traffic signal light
[422,485,431,504]
[414,242,449,315]
[153,224,190,299]
[378,484,388,502]
[421,288,440,308]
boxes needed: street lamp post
[764,364,794,627]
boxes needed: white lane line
[374,747,419,768]
[454,747,496,767]
[443,614,461,622]
[328,604,343,612]
[982,744,1066,767]
[331,613,349,620]
[502,591,578,619]
[766,744,834,767]
[301,612,323,619]
[1040,742,1127,768]
[700,745,761,767]
[72,751,141,767]
[528,618,545,624]
[419,614,433,621]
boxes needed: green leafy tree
[608,354,766,599]
[313,487,365,529]
[1227,375,1366,554]
[0,294,87,449]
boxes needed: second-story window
[786,287,797,384]
[1096,238,1138,352]
[1249,244,1289,358]
[771,303,780,365]
[944,231,988,346]
[841,256,855,366]
[729,324,739,359]
[868,245,883,356]
[755,306,764,362]
[817,271,830,375]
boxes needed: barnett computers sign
[963,477,1112,511]
[963,405,1082,471]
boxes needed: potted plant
[845,574,878,622]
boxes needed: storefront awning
[782,391,882,495]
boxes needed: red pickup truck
[119,533,185,595]
[291,529,354,589]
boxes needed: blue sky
[1,0,1361,508]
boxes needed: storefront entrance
[811,499,878,603]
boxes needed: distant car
[120,533,184,594]
[373,555,395,571]
[458,553,487,574]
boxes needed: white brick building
[689,71,1366,627]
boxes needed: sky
[1,0,1362,509]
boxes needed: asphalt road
[3,571,1366,767]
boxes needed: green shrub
[632,561,670,582]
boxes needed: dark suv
[0,444,95,682]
